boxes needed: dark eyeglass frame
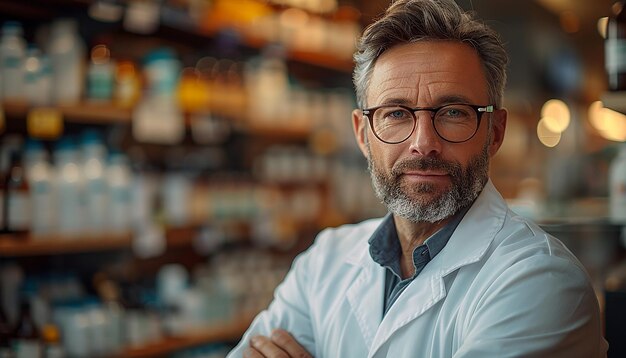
[362,103,495,144]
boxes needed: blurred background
[0,0,625,357]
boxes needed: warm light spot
[588,101,626,141]
[598,17,609,39]
[588,101,606,131]
[537,118,561,147]
[599,107,626,142]
[541,99,570,132]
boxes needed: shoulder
[492,209,587,272]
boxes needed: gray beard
[368,142,489,223]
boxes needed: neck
[393,215,452,279]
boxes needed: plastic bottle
[106,151,132,232]
[610,144,626,222]
[23,46,52,107]
[24,140,55,236]
[53,138,84,235]
[0,21,26,102]
[607,1,626,91]
[47,19,85,105]
[80,131,108,234]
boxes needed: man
[228,0,609,357]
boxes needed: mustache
[391,157,461,177]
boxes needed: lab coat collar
[344,180,507,355]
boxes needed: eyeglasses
[362,103,494,144]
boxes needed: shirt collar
[368,205,472,270]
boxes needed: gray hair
[353,0,508,109]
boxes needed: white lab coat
[227,181,608,357]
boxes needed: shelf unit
[0,232,132,256]
[2,101,313,141]
[0,226,200,257]
[117,316,253,358]
[0,1,357,356]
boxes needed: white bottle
[0,21,26,102]
[24,139,55,236]
[47,19,85,105]
[81,130,108,234]
[53,138,84,235]
[107,151,132,232]
[23,46,52,107]
[610,144,626,223]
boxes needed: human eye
[380,107,411,121]
[439,105,470,118]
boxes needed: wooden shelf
[0,226,203,257]
[0,232,133,256]
[602,91,626,114]
[3,101,313,140]
[117,316,253,358]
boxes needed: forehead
[367,41,489,106]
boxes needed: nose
[407,112,443,156]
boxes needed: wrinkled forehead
[367,41,490,106]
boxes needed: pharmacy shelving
[0,232,133,256]
[0,226,200,257]
[2,100,313,141]
[117,316,254,358]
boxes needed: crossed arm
[243,329,312,358]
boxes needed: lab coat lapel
[345,238,386,351]
[369,180,507,356]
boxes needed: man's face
[352,41,507,223]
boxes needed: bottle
[53,138,84,235]
[86,44,114,102]
[11,299,42,358]
[24,140,55,236]
[80,131,108,234]
[606,1,626,91]
[106,151,131,232]
[0,21,26,102]
[1,150,30,234]
[114,60,140,108]
[23,46,52,107]
[47,19,85,105]
[610,144,626,222]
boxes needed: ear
[488,108,507,157]
[352,109,369,158]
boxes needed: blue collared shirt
[369,206,470,316]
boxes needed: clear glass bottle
[80,131,108,234]
[47,19,85,105]
[1,150,30,235]
[606,1,626,91]
[53,138,84,235]
[0,21,26,102]
[24,140,55,236]
[106,151,132,232]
